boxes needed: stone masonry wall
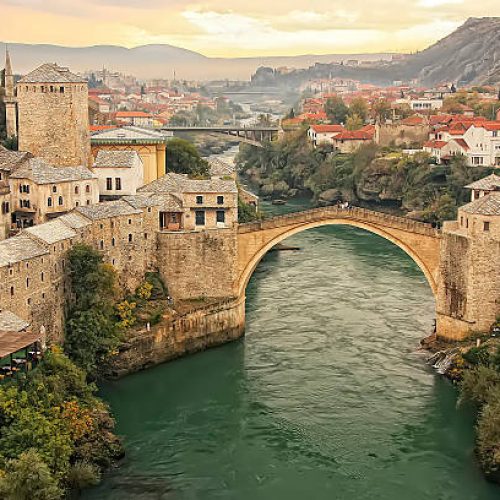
[375,123,430,147]
[17,83,91,167]
[158,228,238,300]
[106,296,245,377]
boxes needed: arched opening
[238,219,438,298]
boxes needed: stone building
[92,150,144,200]
[437,182,500,339]
[465,174,500,201]
[138,173,238,231]
[9,157,98,226]
[16,63,91,168]
[0,180,11,240]
[91,126,171,185]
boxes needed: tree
[324,96,348,124]
[166,138,210,177]
[0,450,63,500]
[348,97,368,121]
[345,114,364,131]
[65,245,120,374]
[372,99,392,123]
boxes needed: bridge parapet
[238,206,440,237]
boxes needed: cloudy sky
[0,0,498,56]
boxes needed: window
[58,196,63,206]
[484,221,490,232]
[1,201,9,214]
[100,240,104,250]
[10,286,14,297]
[111,238,115,246]
[217,196,224,205]
[128,219,132,225]
[106,178,113,191]
[216,210,225,223]
[52,185,57,193]
[115,178,122,191]
[195,210,205,226]
[60,86,64,93]
[47,197,52,207]
[196,195,203,205]
[41,272,44,282]
[26,278,29,288]
[75,185,79,194]
[86,200,90,205]
[128,234,133,242]
[86,184,90,193]
[460,216,463,227]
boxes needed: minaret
[4,47,17,139]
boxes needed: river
[85,167,499,499]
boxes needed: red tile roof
[401,115,426,126]
[453,139,470,151]
[311,124,345,133]
[334,130,372,141]
[423,140,448,149]
[115,111,152,118]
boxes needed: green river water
[85,198,500,500]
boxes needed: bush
[145,272,168,300]
[463,345,491,367]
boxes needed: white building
[307,124,345,147]
[397,98,443,111]
[93,150,144,200]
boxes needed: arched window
[47,197,52,207]
[52,185,57,193]
[75,185,79,194]
[58,196,63,206]
[85,184,91,193]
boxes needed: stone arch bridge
[237,206,441,297]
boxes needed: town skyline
[0,1,499,57]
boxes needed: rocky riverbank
[423,327,500,484]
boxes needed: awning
[0,330,41,358]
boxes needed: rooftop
[0,310,30,332]
[10,158,96,184]
[0,146,32,173]
[461,191,500,216]
[0,233,48,267]
[58,212,92,230]
[124,193,183,212]
[208,158,235,178]
[25,219,77,245]
[90,126,171,144]
[19,63,86,84]
[139,172,237,195]
[76,200,142,220]
[93,150,142,169]
[465,174,500,191]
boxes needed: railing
[238,206,441,237]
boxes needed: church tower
[17,63,90,167]
[4,47,17,139]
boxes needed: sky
[0,0,498,57]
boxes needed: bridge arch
[237,210,441,299]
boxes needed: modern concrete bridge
[161,126,279,146]
[237,206,442,297]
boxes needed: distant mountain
[393,17,500,85]
[250,17,500,88]
[0,41,393,81]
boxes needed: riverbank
[424,329,500,484]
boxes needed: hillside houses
[424,118,500,167]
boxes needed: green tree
[345,114,364,131]
[373,99,392,122]
[324,96,348,124]
[65,245,120,374]
[0,449,63,500]
[348,97,368,121]
[166,138,210,177]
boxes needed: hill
[0,42,393,82]
[249,17,500,88]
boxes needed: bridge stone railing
[238,206,440,237]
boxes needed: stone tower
[3,47,17,139]
[17,63,90,167]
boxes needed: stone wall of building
[157,228,238,300]
[437,219,500,340]
[17,83,90,167]
[375,123,430,147]
[106,296,245,377]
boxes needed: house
[465,174,500,201]
[93,150,144,200]
[308,124,345,146]
[397,98,443,111]
[115,111,154,127]
[332,129,374,153]
[90,126,172,184]
[8,157,99,227]
[138,173,238,231]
